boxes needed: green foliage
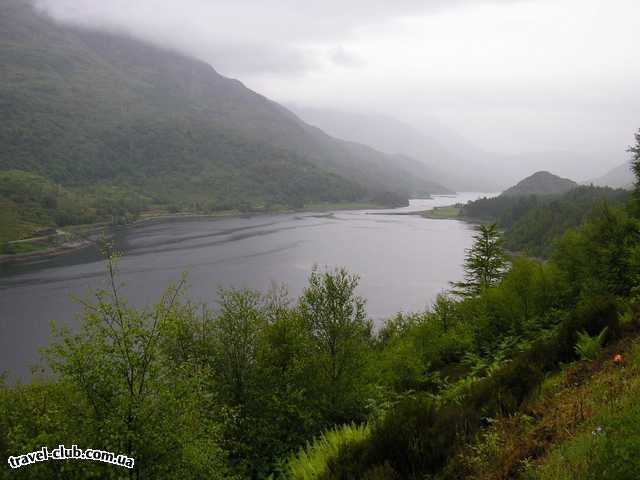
[553,204,640,299]
[1,252,230,479]
[0,170,154,242]
[299,267,374,423]
[461,186,630,257]
[574,327,608,361]
[287,424,370,480]
[451,223,508,297]
[532,339,640,480]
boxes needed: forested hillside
[461,185,629,256]
[0,0,449,242]
[501,171,578,197]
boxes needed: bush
[557,295,620,361]
[574,327,608,361]
[323,296,624,480]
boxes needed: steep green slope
[0,0,446,218]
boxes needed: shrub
[574,327,608,361]
[557,295,620,361]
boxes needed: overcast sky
[39,0,640,178]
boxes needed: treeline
[461,185,630,256]
[0,167,386,246]
[0,170,149,244]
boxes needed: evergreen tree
[629,129,640,213]
[452,223,508,297]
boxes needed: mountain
[588,162,634,189]
[286,107,620,193]
[501,171,578,197]
[0,0,449,217]
[287,106,498,192]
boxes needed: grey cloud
[36,0,521,76]
[330,46,366,68]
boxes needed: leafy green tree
[432,293,456,332]
[299,267,373,422]
[211,288,266,406]
[40,250,229,479]
[553,203,640,300]
[452,223,508,297]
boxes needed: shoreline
[0,202,389,266]
[1,196,476,267]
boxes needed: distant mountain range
[501,171,578,197]
[0,0,450,213]
[288,105,498,192]
[587,162,634,190]
[289,106,630,193]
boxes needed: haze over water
[0,193,490,379]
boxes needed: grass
[301,202,382,212]
[530,338,640,479]
[444,321,640,479]
[287,423,371,480]
[2,240,49,255]
[421,205,461,219]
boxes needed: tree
[629,129,640,214]
[452,223,508,297]
[211,288,266,406]
[298,267,373,421]
[432,292,456,332]
[42,248,229,479]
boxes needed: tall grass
[528,338,640,479]
[287,423,370,480]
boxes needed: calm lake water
[0,193,492,379]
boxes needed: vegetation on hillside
[460,185,630,257]
[500,171,577,197]
[0,0,447,237]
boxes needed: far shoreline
[1,195,480,267]
[0,201,392,266]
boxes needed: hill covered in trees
[460,185,629,257]
[501,171,578,197]
[0,0,450,241]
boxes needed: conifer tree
[451,223,508,296]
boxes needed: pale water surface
[0,193,493,378]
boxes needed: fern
[574,327,608,360]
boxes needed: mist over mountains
[289,105,631,192]
[287,106,497,192]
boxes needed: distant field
[421,205,461,219]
